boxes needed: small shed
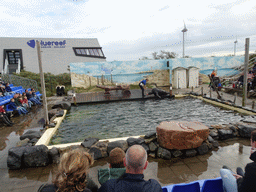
[172,67,187,89]
[187,66,199,88]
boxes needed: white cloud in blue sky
[0,0,255,61]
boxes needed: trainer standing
[139,78,148,98]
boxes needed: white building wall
[188,67,199,88]
[0,37,106,74]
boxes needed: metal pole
[252,100,255,110]
[36,41,49,125]
[234,92,237,105]
[201,87,203,96]
[210,87,212,98]
[242,38,250,106]
[183,32,185,58]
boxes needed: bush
[14,70,71,97]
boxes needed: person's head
[124,145,148,174]
[25,89,28,93]
[109,147,125,168]
[251,131,256,146]
[146,78,149,82]
[54,149,94,192]
[11,98,14,102]
[24,96,27,100]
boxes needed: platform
[72,89,175,104]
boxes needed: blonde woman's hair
[53,149,94,192]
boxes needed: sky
[0,0,255,61]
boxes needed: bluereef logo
[27,40,66,48]
[27,40,35,48]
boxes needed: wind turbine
[234,37,238,56]
[181,22,188,58]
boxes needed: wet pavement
[0,88,254,191]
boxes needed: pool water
[51,98,244,144]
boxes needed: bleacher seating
[2,85,42,112]
[162,177,223,192]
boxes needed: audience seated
[25,89,42,105]
[9,98,28,116]
[98,147,126,185]
[98,145,162,192]
[38,149,96,192]
[0,105,13,126]
[4,83,14,95]
[220,130,256,192]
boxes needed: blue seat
[171,182,200,192]
[9,84,13,87]
[201,178,223,192]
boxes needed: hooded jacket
[98,168,126,185]
[237,151,256,192]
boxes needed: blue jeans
[29,98,41,105]
[220,169,238,192]
[17,107,28,115]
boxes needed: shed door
[189,69,198,88]
[177,70,186,89]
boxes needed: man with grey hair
[98,145,162,192]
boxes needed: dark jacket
[98,173,162,192]
[38,184,91,192]
[98,168,126,185]
[5,86,12,92]
[8,102,17,111]
[237,151,256,192]
[26,92,32,100]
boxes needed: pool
[51,98,244,145]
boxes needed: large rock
[127,137,145,146]
[89,146,102,160]
[107,140,128,154]
[52,101,71,111]
[20,130,42,140]
[236,122,256,138]
[185,149,197,157]
[48,109,59,119]
[157,147,172,160]
[141,143,150,153]
[7,146,27,169]
[149,142,158,152]
[157,121,209,150]
[218,129,234,140]
[95,141,108,158]
[171,150,183,158]
[197,142,209,155]
[23,145,49,167]
[48,147,60,164]
[81,138,99,148]
[144,132,156,139]
[16,138,30,147]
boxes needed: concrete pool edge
[35,110,68,146]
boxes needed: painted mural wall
[70,56,244,88]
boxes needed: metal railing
[2,74,38,91]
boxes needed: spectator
[31,88,41,101]
[220,130,256,192]
[4,83,14,95]
[0,105,13,126]
[9,98,28,116]
[23,96,31,108]
[38,149,96,192]
[26,90,41,105]
[98,147,126,185]
[98,145,162,192]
